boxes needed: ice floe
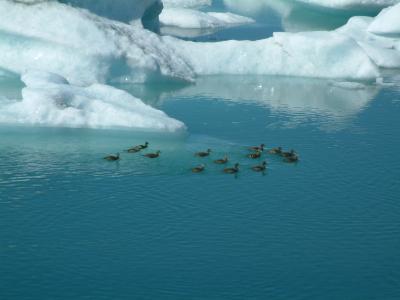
[165,31,380,81]
[337,14,400,68]
[295,0,400,13]
[0,0,195,85]
[368,3,400,37]
[162,0,211,8]
[160,8,254,29]
[0,71,185,131]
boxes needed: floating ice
[295,0,400,13]
[160,8,254,29]
[368,3,400,37]
[0,71,185,131]
[165,31,379,81]
[0,0,194,85]
[337,16,400,68]
[162,0,211,8]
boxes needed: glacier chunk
[160,8,254,29]
[368,3,400,37]
[0,0,194,85]
[165,31,379,81]
[0,71,185,131]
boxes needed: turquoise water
[1,3,400,300]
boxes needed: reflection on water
[119,75,379,131]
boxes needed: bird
[192,164,205,173]
[251,161,267,172]
[214,155,228,164]
[144,151,161,158]
[104,153,120,161]
[126,147,141,153]
[249,144,265,152]
[284,155,299,163]
[195,149,211,157]
[126,141,149,153]
[268,147,282,155]
[224,163,240,174]
[281,149,297,158]
[139,141,149,150]
[247,150,262,159]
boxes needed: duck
[284,155,299,163]
[126,141,149,153]
[195,149,211,157]
[144,151,161,159]
[251,161,267,172]
[139,141,149,149]
[104,153,120,161]
[249,144,265,152]
[247,150,262,159]
[126,147,141,153]
[192,164,205,173]
[281,149,296,158]
[224,163,240,174]
[268,147,282,155]
[214,155,228,164]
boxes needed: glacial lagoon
[1,1,400,299]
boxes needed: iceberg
[368,3,400,37]
[337,15,400,68]
[0,0,382,85]
[162,0,211,8]
[0,0,195,85]
[295,0,400,13]
[165,31,379,81]
[0,71,185,131]
[160,8,254,29]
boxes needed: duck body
[249,144,265,152]
[126,142,149,153]
[214,156,228,164]
[224,163,240,174]
[281,149,296,158]
[247,151,262,159]
[126,147,141,153]
[268,147,282,155]
[139,142,149,150]
[192,164,205,173]
[251,161,267,172]
[284,155,299,163]
[104,153,120,161]
[144,151,161,159]
[195,149,211,157]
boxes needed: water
[1,3,400,300]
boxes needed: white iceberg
[295,0,400,13]
[160,8,254,29]
[0,71,185,131]
[337,16,400,68]
[0,0,195,85]
[368,3,400,37]
[162,0,211,8]
[165,31,379,81]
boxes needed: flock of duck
[104,142,299,175]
